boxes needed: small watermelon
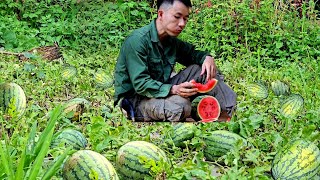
[63,98,90,120]
[280,94,304,118]
[116,141,170,179]
[203,130,247,161]
[171,123,195,147]
[191,78,218,93]
[63,150,119,180]
[94,69,114,89]
[51,129,87,150]
[61,65,77,79]
[247,82,268,100]
[191,95,221,122]
[272,139,320,180]
[271,80,290,96]
[0,82,27,118]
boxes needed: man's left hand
[201,56,217,81]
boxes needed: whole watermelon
[116,141,170,179]
[247,82,268,100]
[203,130,247,161]
[63,150,119,180]
[0,82,27,118]
[171,123,195,147]
[280,94,304,118]
[272,139,320,180]
[51,129,87,150]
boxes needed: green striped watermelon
[171,123,195,147]
[0,82,27,118]
[191,95,221,122]
[116,141,170,179]
[63,98,90,120]
[272,139,320,180]
[271,80,290,96]
[247,82,268,100]
[203,130,247,161]
[280,94,304,118]
[51,129,87,150]
[61,65,77,79]
[94,69,114,89]
[63,150,119,180]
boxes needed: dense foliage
[0,0,319,179]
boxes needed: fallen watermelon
[191,95,221,122]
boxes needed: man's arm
[124,36,172,98]
[176,39,217,80]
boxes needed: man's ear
[158,9,164,19]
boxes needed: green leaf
[41,147,71,180]
[276,42,283,49]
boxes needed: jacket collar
[150,19,159,43]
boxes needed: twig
[0,51,23,56]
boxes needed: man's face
[159,1,190,37]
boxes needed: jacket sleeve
[175,38,211,66]
[124,36,172,98]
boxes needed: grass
[0,0,320,179]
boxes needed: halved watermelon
[191,79,218,93]
[191,95,221,122]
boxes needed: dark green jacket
[114,19,210,105]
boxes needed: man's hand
[201,56,217,81]
[170,81,198,98]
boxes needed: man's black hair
[157,0,192,10]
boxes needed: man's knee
[165,95,192,121]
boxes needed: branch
[0,51,23,56]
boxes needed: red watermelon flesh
[191,79,218,93]
[198,96,221,122]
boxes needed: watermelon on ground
[271,80,290,96]
[272,139,320,180]
[94,69,114,89]
[61,65,77,80]
[63,150,119,180]
[247,82,268,100]
[116,141,170,179]
[280,94,304,118]
[0,82,27,118]
[63,98,90,120]
[51,129,87,150]
[171,123,195,147]
[203,130,247,161]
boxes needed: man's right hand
[170,81,198,98]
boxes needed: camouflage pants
[125,65,237,122]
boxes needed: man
[114,0,236,122]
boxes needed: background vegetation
[0,0,319,179]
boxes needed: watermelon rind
[116,141,170,180]
[51,129,87,150]
[203,130,247,161]
[0,82,27,118]
[280,94,304,118]
[63,150,119,180]
[171,123,195,147]
[272,139,320,180]
[247,82,268,100]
